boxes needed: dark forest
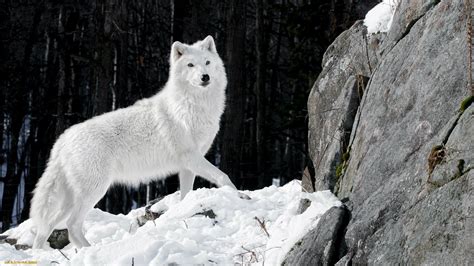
[0,0,377,232]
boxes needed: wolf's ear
[201,35,217,54]
[171,41,186,63]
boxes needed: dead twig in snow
[58,249,70,260]
[233,244,266,265]
[254,217,270,237]
[234,245,261,264]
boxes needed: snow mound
[0,180,341,265]
[364,0,398,34]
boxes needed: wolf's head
[169,36,226,91]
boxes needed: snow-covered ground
[364,0,398,34]
[0,180,341,265]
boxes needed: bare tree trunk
[0,82,4,171]
[55,6,67,137]
[171,0,186,42]
[93,1,113,117]
[20,123,38,222]
[221,0,246,187]
[0,3,5,171]
[256,0,268,187]
[2,119,22,231]
[269,0,283,183]
[94,0,114,212]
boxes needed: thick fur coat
[30,36,236,248]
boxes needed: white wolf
[30,36,236,249]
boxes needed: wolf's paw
[238,192,251,200]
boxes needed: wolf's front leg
[179,169,195,200]
[183,152,236,189]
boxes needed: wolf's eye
[187,63,194,67]
[206,60,210,65]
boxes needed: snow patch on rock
[364,0,398,34]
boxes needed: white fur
[30,36,236,249]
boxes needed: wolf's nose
[201,74,210,82]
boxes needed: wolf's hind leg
[179,169,195,200]
[66,181,109,248]
[66,202,92,248]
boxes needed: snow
[364,0,398,34]
[0,180,341,265]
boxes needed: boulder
[48,229,69,249]
[300,0,473,264]
[307,21,372,192]
[282,206,349,266]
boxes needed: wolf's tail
[30,162,60,220]
[30,138,77,248]
[30,139,72,229]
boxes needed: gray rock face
[283,206,349,266]
[382,0,442,53]
[307,21,372,192]
[297,0,473,264]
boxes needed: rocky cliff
[286,0,473,264]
